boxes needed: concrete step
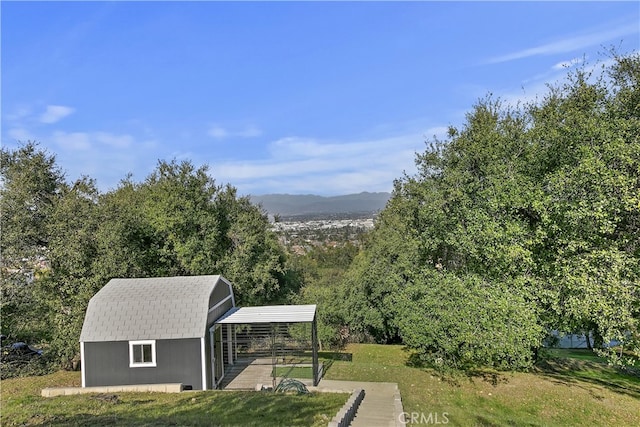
[351,388,402,426]
[351,415,396,427]
[315,379,404,427]
[351,394,398,426]
[359,399,395,407]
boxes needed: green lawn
[272,366,314,379]
[0,371,347,426]
[323,344,640,426]
[3,345,639,426]
[546,348,606,362]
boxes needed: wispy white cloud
[94,132,134,148]
[50,130,145,151]
[13,128,157,190]
[7,127,36,142]
[212,127,447,195]
[552,56,585,70]
[54,132,158,190]
[486,22,638,64]
[207,125,229,139]
[5,106,34,122]
[500,55,621,108]
[207,124,262,139]
[240,127,262,138]
[40,105,75,124]
[51,130,91,150]
[2,103,443,195]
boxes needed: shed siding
[207,297,234,326]
[83,338,203,389]
[209,279,231,308]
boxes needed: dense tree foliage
[293,243,359,349]
[396,272,542,370]
[1,144,65,342]
[343,53,640,369]
[1,149,291,367]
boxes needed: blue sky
[2,1,639,196]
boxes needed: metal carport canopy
[215,304,316,324]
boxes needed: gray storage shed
[79,275,235,390]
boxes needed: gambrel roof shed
[80,275,235,390]
[80,275,234,342]
[79,275,321,390]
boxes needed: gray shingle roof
[80,275,231,342]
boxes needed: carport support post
[80,341,86,388]
[226,324,234,366]
[271,323,277,389]
[312,317,319,386]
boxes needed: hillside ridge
[250,192,391,218]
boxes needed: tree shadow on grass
[464,369,510,387]
[404,351,464,385]
[404,350,425,369]
[534,357,640,400]
[404,350,509,387]
[318,351,352,362]
[317,351,353,377]
[474,414,539,427]
[320,359,334,376]
[404,346,640,397]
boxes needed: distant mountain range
[250,192,391,218]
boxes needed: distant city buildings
[272,217,375,251]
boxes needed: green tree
[93,177,166,280]
[293,244,358,349]
[1,142,64,341]
[341,197,417,343]
[95,160,291,306]
[528,57,640,362]
[40,178,101,364]
[395,271,542,370]
[344,52,640,369]
[219,186,291,304]
[1,149,297,369]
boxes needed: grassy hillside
[0,371,347,427]
[3,344,638,426]
[324,344,640,426]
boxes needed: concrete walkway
[221,359,276,389]
[219,361,405,426]
[220,358,316,390]
[316,380,405,427]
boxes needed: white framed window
[129,340,157,367]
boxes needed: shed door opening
[211,325,225,388]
